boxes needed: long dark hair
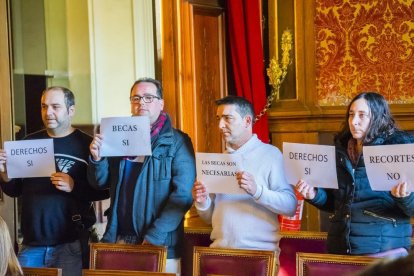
[334,92,398,147]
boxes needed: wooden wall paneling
[190,3,226,152]
[0,0,13,144]
[158,0,180,128]
[179,0,226,153]
[159,0,226,153]
[0,0,17,244]
[178,0,197,147]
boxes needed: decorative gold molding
[280,231,327,240]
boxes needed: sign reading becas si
[100,116,152,157]
[283,142,338,189]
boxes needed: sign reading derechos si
[196,152,244,194]
[100,116,151,157]
[4,139,56,178]
[283,142,338,189]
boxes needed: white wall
[88,0,155,123]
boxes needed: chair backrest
[193,246,277,276]
[82,270,175,276]
[22,267,62,276]
[278,231,328,276]
[296,252,377,276]
[182,226,212,276]
[89,243,167,272]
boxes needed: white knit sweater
[195,135,297,255]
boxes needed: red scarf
[124,112,167,160]
[151,111,167,139]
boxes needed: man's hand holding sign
[283,142,338,200]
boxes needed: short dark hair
[42,86,75,109]
[215,95,255,120]
[130,78,163,99]
[335,91,398,147]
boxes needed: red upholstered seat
[89,243,167,272]
[278,231,328,276]
[296,252,376,276]
[82,269,175,276]
[22,267,62,276]
[193,246,277,276]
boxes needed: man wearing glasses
[88,78,196,275]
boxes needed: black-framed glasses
[129,95,160,104]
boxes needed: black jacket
[308,131,414,255]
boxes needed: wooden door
[157,0,227,153]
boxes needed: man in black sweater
[0,87,108,276]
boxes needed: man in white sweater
[192,96,297,258]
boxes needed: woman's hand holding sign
[391,182,411,198]
[295,179,317,200]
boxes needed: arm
[295,179,336,213]
[248,152,297,217]
[87,157,112,190]
[391,182,414,216]
[0,149,22,197]
[0,149,10,182]
[0,179,22,197]
[307,187,336,213]
[192,180,214,224]
[144,134,196,245]
[87,133,112,190]
[70,173,110,201]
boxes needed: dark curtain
[226,0,269,143]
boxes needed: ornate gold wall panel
[315,0,414,106]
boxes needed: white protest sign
[4,139,56,178]
[283,142,338,189]
[196,152,244,194]
[100,116,152,157]
[363,144,414,191]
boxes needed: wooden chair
[182,225,212,276]
[193,246,277,276]
[22,267,62,276]
[296,252,377,276]
[278,231,328,276]
[89,243,167,272]
[82,269,175,276]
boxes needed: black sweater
[1,129,109,246]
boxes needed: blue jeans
[18,240,82,276]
